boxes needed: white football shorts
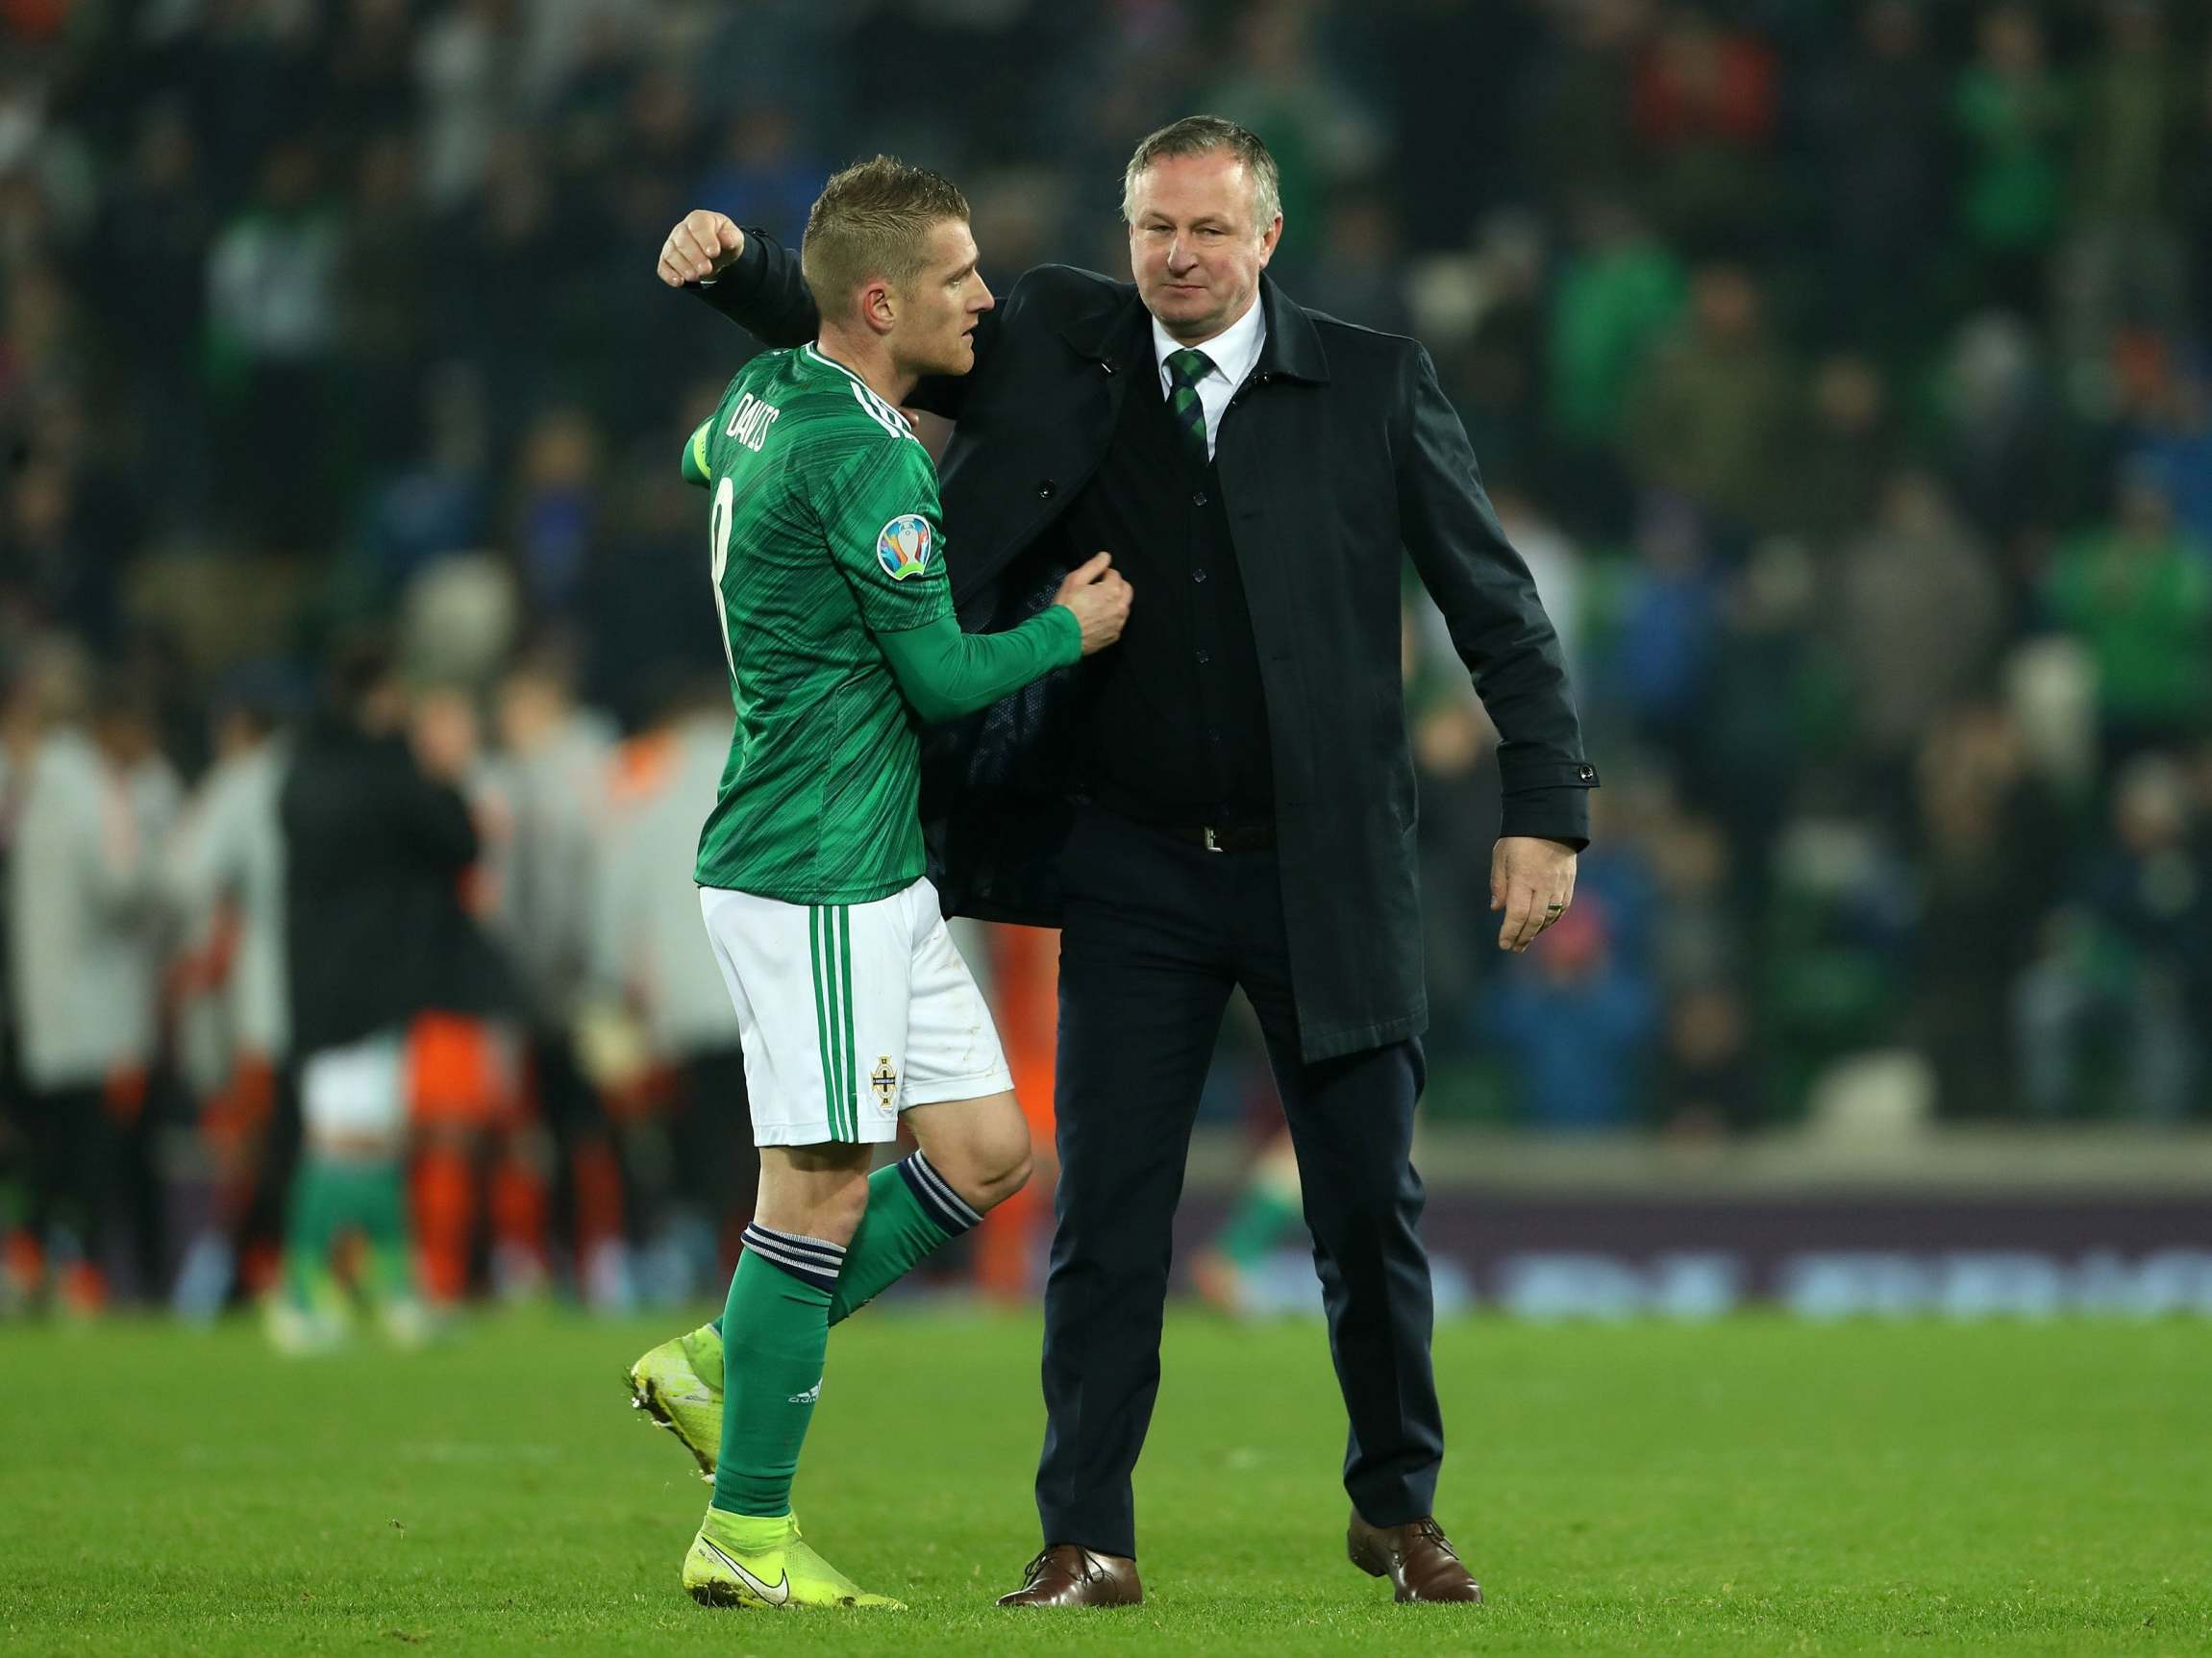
[299,1028,407,1141]
[698,877,1014,1148]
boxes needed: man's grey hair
[1121,115,1281,232]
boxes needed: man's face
[888,218,994,379]
[1127,152,1281,344]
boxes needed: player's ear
[860,277,896,336]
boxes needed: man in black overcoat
[656,116,1595,1607]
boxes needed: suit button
[1036,480,1056,498]
[1193,491,1208,507]
[1195,650,1211,664]
[1192,568,1208,583]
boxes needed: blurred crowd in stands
[4,0,2212,1309]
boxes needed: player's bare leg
[680,1144,907,1609]
[633,1089,1031,1477]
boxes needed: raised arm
[659,212,819,349]
[656,210,986,419]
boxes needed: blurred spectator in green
[1953,4,2072,318]
[1625,262,1797,533]
[1910,701,2067,1119]
[2045,464,2212,758]
[1199,0,1385,273]
[1832,469,2005,790]
[205,136,345,551]
[1629,2,1780,254]
[1548,197,1685,478]
[1815,1,1954,359]
[2016,753,2204,1119]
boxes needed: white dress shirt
[1151,297,1268,460]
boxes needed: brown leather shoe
[996,1545,1144,1607]
[1347,1512,1482,1603]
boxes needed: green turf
[1,1310,2206,1655]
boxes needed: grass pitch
[1,1309,2206,1655]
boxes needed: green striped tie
[1165,347,1213,463]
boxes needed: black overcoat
[693,233,1596,1062]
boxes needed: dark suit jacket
[693,233,1596,1061]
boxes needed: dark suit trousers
[1035,806,1444,1558]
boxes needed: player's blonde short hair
[801,156,971,316]
[1121,115,1281,232]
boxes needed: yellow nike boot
[682,1508,905,1610]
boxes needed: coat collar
[1057,271,1330,385]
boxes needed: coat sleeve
[1394,342,1597,848]
[687,228,989,421]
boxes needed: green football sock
[281,1158,343,1308]
[1215,1180,1303,1269]
[709,1225,844,1518]
[345,1158,416,1301]
[703,1151,983,1338]
[828,1151,982,1322]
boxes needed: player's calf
[627,1096,1035,1480]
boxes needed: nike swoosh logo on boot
[700,1536,791,1605]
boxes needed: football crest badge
[876,514,932,581]
[871,1056,899,1111]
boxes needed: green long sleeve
[875,606,1081,724]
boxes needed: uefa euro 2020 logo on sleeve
[876,515,932,581]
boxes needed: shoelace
[1021,1547,1106,1585]
[1412,1519,1458,1560]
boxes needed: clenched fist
[1054,552,1133,656]
[659,210,745,287]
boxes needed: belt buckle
[1203,826,1223,853]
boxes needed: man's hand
[659,210,745,287]
[1491,835,1578,953]
[1054,552,1133,656]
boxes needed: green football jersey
[682,343,955,903]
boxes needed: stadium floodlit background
[1,2,2209,1654]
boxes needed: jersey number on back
[710,475,738,684]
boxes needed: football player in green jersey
[629,157,1131,1612]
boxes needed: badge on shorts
[876,514,932,581]
[871,1056,899,1111]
